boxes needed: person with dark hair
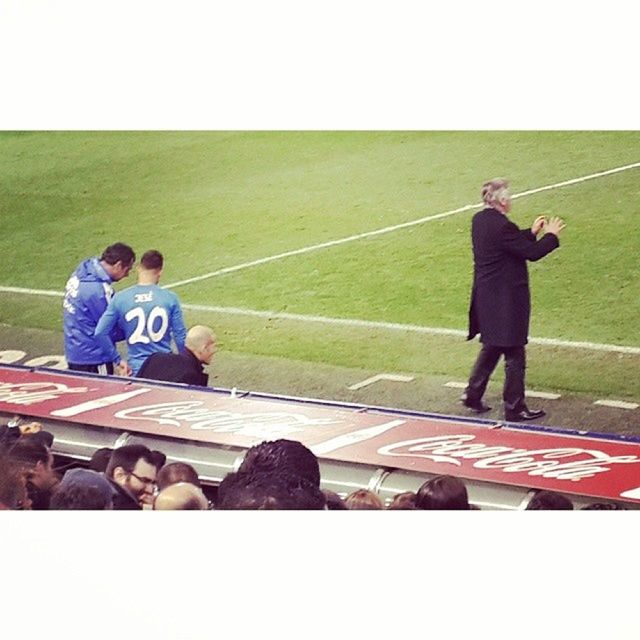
[323,490,348,510]
[525,490,573,510]
[63,242,136,375]
[137,325,216,387]
[415,475,470,510]
[238,439,321,488]
[105,444,157,510]
[387,491,417,510]
[9,437,58,509]
[462,179,566,422]
[216,470,326,510]
[50,468,116,510]
[88,447,114,473]
[154,482,209,510]
[149,450,167,472]
[580,502,626,510]
[0,453,30,510]
[156,462,201,491]
[344,489,384,510]
[94,249,187,376]
[0,423,21,450]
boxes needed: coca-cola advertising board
[1,365,639,503]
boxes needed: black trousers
[465,344,526,413]
[67,362,114,375]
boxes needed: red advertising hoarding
[1,365,639,503]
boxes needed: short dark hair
[216,471,326,510]
[581,502,626,510]
[526,490,573,510]
[140,250,163,271]
[105,444,154,480]
[238,439,321,488]
[8,437,50,467]
[88,448,113,473]
[416,475,470,510]
[101,242,135,267]
[149,450,167,471]
[323,490,347,510]
[156,462,200,491]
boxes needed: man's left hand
[531,215,548,236]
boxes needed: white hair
[481,178,510,208]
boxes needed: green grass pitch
[1,131,639,400]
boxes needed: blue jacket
[63,257,122,365]
[94,283,187,375]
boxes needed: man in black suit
[462,178,566,422]
[137,325,216,387]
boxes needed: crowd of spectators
[0,422,625,510]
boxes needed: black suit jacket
[137,349,209,387]
[467,208,559,346]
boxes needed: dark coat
[107,478,141,510]
[467,208,560,346]
[136,349,208,387]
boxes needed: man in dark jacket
[137,325,216,387]
[462,178,566,422]
[104,444,158,510]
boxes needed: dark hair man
[137,325,216,387]
[88,447,114,473]
[462,179,566,422]
[525,490,573,510]
[216,470,326,510]
[238,439,321,488]
[94,250,187,377]
[9,437,59,510]
[415,475,470,510]
[63,242,135,374]
[105,444,158,510]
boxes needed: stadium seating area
[3,419,617,511]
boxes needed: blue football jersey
[95,284,187,375]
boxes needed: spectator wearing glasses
[104,444,158,510]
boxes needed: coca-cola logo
[378,435,640,481]
[0,381,89,406]
[114,401,342,439]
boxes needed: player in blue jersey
[94,250,187,376]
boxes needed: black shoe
[504,408,546,422]
[461,397,492,413]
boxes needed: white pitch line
[348,373,415,391]
[163,160,640,290]
[594,400,639,410]
[1,288,640,356]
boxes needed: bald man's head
[153,482,209,510]
[185,326,217,365]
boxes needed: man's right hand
[545,216,566,236]
[115,360,132,377]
